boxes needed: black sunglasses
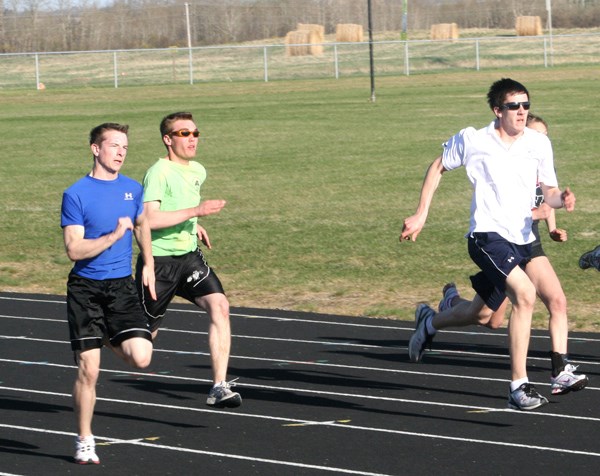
[500,101,531,111]
[170,129,200,138]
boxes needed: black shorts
[468,232,532,312]
[135,249,225,331]
[67,273,152,351]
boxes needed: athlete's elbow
[65,247,79,262]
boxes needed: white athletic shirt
[441,121,557,245]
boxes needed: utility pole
[185,2,193,85]
[401,0,408,41]
[546,0,554,66]
[367,0,375,102]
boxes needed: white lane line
[1,326,600,370]
[2,296,599,343]
[2,327,598,372]
[0,423,392,476]
[2,336,600,393]
[2,332,600,387]
[2,392,600,458]
[1,361,599,420]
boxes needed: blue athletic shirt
[61,174,144,280]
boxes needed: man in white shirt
[400,78,575,411]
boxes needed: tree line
[1,0,599,53]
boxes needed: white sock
[510,377,528,392]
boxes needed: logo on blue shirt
[124,192,134,200]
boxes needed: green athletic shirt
[142,158,207,256]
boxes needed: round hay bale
[430,23,459,41]
[285,30,323,57]
[516,16,542,36]
[335,24,364,43]
[297,23,324,43]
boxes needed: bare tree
[0,0,598,53]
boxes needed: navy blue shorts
[135,249,225,331]
[67,273,152,351]
[467,232,532,312]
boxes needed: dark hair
[89,123,129,146]
[160,111,194,137]
[526,113,548,131]
[486,78,530,111]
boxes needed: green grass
[1,66,599,331]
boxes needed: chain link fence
[1,32,598,90]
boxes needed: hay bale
[516,16,542,36]
[297,23,324,43]
[430,23,459,41]
[335,24,364,43]
[285,29,323,57]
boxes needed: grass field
[1,65,598,330]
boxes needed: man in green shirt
[136,111,241,408]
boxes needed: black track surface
[1,292,598,475]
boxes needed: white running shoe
[551,363,589,395]
[507,383,548,411]
[206,379,242,408]
[74,436,99,465]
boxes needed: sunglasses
[170,129,200,138]
[500,101,531,111]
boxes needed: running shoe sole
[207,393,242,408]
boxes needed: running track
[1,292,599,475]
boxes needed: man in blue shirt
[61,122,156,464]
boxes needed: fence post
[475,39,480,71]
[334,44,339,79]
[404,41,409,76]
[34,54,40,90]
[113,51,119,88]
[188,47,194,85]
[263,46,268,82]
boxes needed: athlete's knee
[512,285,536,311]
[483,317,504,329]
[545,293,567,315]
[77,354,101,384]
[465,298,492,325]
[218,297,230,318]
[212,304,230,326]
[131,353,152,369]
[481,302,506,329]
[128,347,152,369]
[476,311,491,325]
[78,367,100,385]
[199,294,230,321]
[121,339,153,368]
[476,309,495,327]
